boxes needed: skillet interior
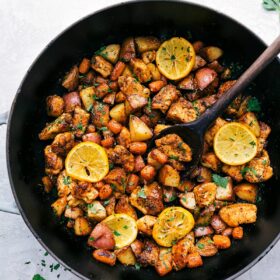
[7,1,280,279]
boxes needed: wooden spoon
[149,35,280,175]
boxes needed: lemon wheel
[156,37,196,80]
[152,206,194,247]
[102,214,138,249]
[65,142,109,183]
[214,122,258,166]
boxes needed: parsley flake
[247,97,261,112]
[212,174,229,189]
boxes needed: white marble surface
[0,0,279,279]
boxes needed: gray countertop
[0,0,279,279]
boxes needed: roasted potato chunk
[193,183,217,207]
[115,246,136,266]
[135,36,160,53]
[158,164,180,188]
[119,37,136,62]
[234,183,258,203]
[136,215,157,236]
[130,58,152,83]
[97,44,121,64]
[219,203,257,227]
[51,196,67,217]
[91,55,113,78]
[62,65,79,91]
[93,249,116,266]
[196,236,218,257]
[87,201,107,221]
[74,217,92,236]
[46,95,64,117]
[115,195,138,220]
[137,240,159,267]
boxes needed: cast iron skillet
[2,1,280,279]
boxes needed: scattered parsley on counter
[32,274,45,280]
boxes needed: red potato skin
[211,215,227,234]
[82,133,101,144]
[63,92,81,113]
[88,223,115,250]
[195,68,218,90]
[134,155,146,172]
[194,226,214,237]
[222,228,233,237]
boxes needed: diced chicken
[141,50,156,64]
[137,240,159,267]
[51,196,67,217]
[91,55,113,78]
[205,117,228,146]
[119,37,136,62]
[190,166,212,183]
[136,215,157,235]
[152,84,179,113]
[193,183,217,207]
[257,122,271,155]
[192,55,207,71]
[51,132,75,156]
[210,215,227,234]
[131,240,144,257]
[46,95,64,117]
[130,58,151,83]
[44,145,63,175]
[87,201,107,221]
[178,73,197,90]
[216,80,236,98]
[222,164,244,182]
[39,113,72,140]
[72,107,90,137]
[104,168,127,193]
[215,177,234,201]
[62,65,79,91]
[115,195,138,220]
[130,183,164,215]
[155,248,172,276]
[64,207,83,220]
[57,170,75,197]
[167,97,197,123]
[72,181,99,204]
[239,112,260,137]
[201,152,221,172]
[179,192,196,210]
[92,102,110,128]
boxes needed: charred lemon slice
[65,142,109,183]
[214,122,258,166]
[156,37,196,80]
[102,214,138,249]
[152,207,195,247]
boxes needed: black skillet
[1,1,280,280]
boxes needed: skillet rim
[5,0,280,279]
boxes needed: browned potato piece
[215,177,234,201]
[219,203,257,227]
[97,44,121,64]
[93,249,116,266]
[91,55,113,78]
[115,195,138,220]
[201,152,221,172]
[200,46,223,62]
[44,145,63,175]
[42,176,53,193]
[119,37,136,62]
[195,67,217,91]
[110,103,127,123]
[239,112,260,137]
[213,235,231,249]
[196,236,218,257]
[104,168,127,193]
[72,107,90,137]
[234,183,258,203]
[51,132,75,156]
[205,117,228,146]
[136,215,157,235]
[87,201,107,221]
[155,248,172,276]
[137,240,159,267]
[193,183,217,207]
[179,192,196,210]
[142,50,156,64]
[74,217,92,236]
[158,164,180,187]
[115,246,136,265]
[46,95,64,117]
[51,196,67,216]
[152,84,179,113]
[130,58,151,83]
[62,65,79,91]
[129,115,153,142]
[135,36,160,53]
[65,207,83,220]
[92,102,110,128]
[79,87,95,111]
[63,91,81,113]
[167,97,197,123]
[190,166,212,183]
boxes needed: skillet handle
[0,111,9,125]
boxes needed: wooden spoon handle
[195,34,280,132]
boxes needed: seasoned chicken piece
[178,73,197,90]
[130,58,151,83]
[193,95,217,115]
[115,195,137,220]
[62,65,79,91]
[88,201,107,221]
[167,97,197,123]
[51,132,75,156]
[239,112,260,137]
[158,164,180,187]
[257,122,271,155]
[46,95,64,117]
[91,55,113,78]
[222,164,244,182]
[115,246,136,266]
[130,183,164,215]
[44,145,63,175]
[205,117,228,146]
[117,127,131,148]
[196,236,218,257]
[104,168,127,193]
[72,181,99,204]
[119,37,136,62]
[216,80,236,98]
[172,234,194,270]
[219,203,257,227]
[109,145,135,173]
[215,177,234,201]
[179,192,196,210]
[72,107,90,137]
[152,84,179,113]
[142,50,156,64]
[244,150,273,183]
[155,134,192,162]
[92,102,110,128]
[64,207,83,220]
[190,166,212,183]
[136,215,157,235]
[193,183,217,207]
[51,196,67,216]
[57,170,75,197]
[93,249,116,266]
[194,226,214,237]
[131,240,144,257]
[42,176,54,193]
[137,240,159,267]
[163,186,177,203]
[88,223,115,250]
[104,196,116,216]
[155,248,172,276]
[39,113,72,140]
[201,152,221,172]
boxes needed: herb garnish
[197,243,205,249]
[135,263,141,270]
[212,174,229,189]
[63,176,71,185]
[137,188,146,198]
[240,167,257,177]
[263,0,280,18]
[169,155,179,160]
[113,230,121,236]
[33,274,45,280]
[247,97,261,112]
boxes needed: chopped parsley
[110,183,117,190]
[137,188,146,198]
[95,46,106,56]
[76,123,83,130]
[229,137,235,142]
[113,230,121,236]
[89,237,95,241]
[24,261,31,264]
[147,97,152,112]
[247,97,261,112]
[169,155,179,160]
[98,126,108,131]
[94,83,100,87]
[181,196,187,203]
[103,199,110,206]
[123,225,128,229]
[197,243,205,249]
[262,159,267,165]
[135,263,141,270]
[212,174,229,188]
[240,167,257,177]
[109,163,115,170]
[249,141,256,147]
[33,275,45,280]
[63,176,71,185]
